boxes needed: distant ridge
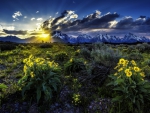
[52,31,150,44]
[0,31,150,44]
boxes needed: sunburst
[41,33,49,38]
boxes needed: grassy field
[1,42,150,113]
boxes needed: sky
[0,0,150,38]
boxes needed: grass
[0,42,150,113]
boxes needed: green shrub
[39,43,53,48]
[142,65,150,79]
[80,48,91,60]
[0,44,17,51]
[92,42,104,49]
[108,58,150,112]
[0,83,8,105]
[127,45,136,53]
[136,44,145,52]
[64,58,86,75]
[74,49,81,56]
[46,51,53,59]
[18,55,61,103]
[128,52,143,61]
[54,52,69,62]
[91,46,122,67]
[141,43,150,52]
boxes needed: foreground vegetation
[1,42,150,113]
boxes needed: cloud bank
[3,29,27,35]
[41,10,150,35]
[2,10,150,39]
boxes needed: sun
[41,33,49,38]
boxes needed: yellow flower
[126,71,132,77]
[114,73,118,76]
[114,66,119,69]
[119,58,125,65]
[125,69,130,73]
[118,68,123,72]
[23,65,27,72]
[30,72,34,78]
[29,62,33,67]
[23,59,27,63]
[70,58,73,62]
[140,72,145,77]
[76,49,80,53]
[131,60,136,66]
[123,60,129,66]
[134,67,140,72]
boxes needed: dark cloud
[66,12,119,31]
[144,17,150,25]
[51,10,68,26]
[115,17,133,29]
[42,10,150,34]
[42,10,78,31]
[3,29,27,35]
[29,33,42,35]
[115,16,150,33]
[140,16,146,18]
[84,12,119,27]
[42,10,119,32]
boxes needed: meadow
[1,42,150,113]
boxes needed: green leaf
[52,82,57,91]
[140,88,147,93]
[22,81,33,96]
[47,87,52,98]
[36,87,41,103]
[133,97,135,103]
[116,78,124,84]
[18,75,28,84]
[0,83,7,89]
[108,75,116,79]
[143,83,150,89]
[107,82,114,86]
[113,87,123,91]
[42,83,46,91]
[112,96,123,102]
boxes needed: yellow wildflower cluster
[72,93,81,105]
[23,55,59,78]
[114,58,145,78]
[118,58,129,66]
[124,69,132,77]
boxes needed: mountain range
[0,36,44,43]
[52,31,150,44]
[0,31,150,44]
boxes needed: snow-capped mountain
[67,36,77,44]
[93,34,112,43]
[122,33,150,43]
[51,31,150,44]
[77,34,93,43]
[0,31,150,44]
[51,31,69,43]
